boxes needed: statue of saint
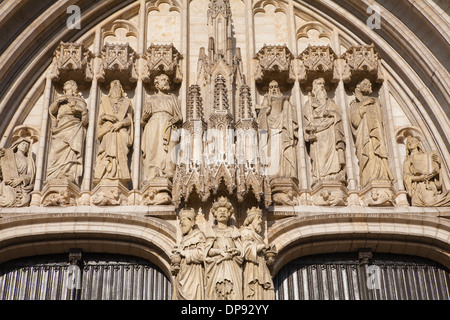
[349,78,393,188]
[0,137,35,207]
[46,80,88,184]
[256,80,298,179]
[205,196,243,300]
[141,73,182,182]
[94,80,133,184]
[241,207,276,300]
[403,136,450,206]
[171,207,206,300]
[303,78,346,186]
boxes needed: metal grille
[274,253,450,300]
[0,253,172,300]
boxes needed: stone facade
[0,0,449,300]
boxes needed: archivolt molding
[0,210,177,276]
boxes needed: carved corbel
[98,43,138,89]
[341,44,384,90]
[142,44,183,90]
[254,44,295,89]
[49,42,93,89]
[297,45,339,89]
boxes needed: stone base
[140,177,173,205]
[311,180,348,206]
[91,180,130,206]
[270,177,300,206]
[360,180,395,206]
[41,179,80,206]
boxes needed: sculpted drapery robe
[241,226,275,300]
[141,92,182,181]
[0,140,35,207]
[303,97,346,185]
[403,146,450,207]
[173,227,206,300]
[257,95,299,179]
[46,96,87,183]
[350,94,393,188]
[94,96,133,184]
[205,225,243,300]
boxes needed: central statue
[205,196,243,300]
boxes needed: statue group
[1,72,450,209]
[170,197,277,300]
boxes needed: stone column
[180,0,189,120]
[379,75,409,206]
[79,27,102,205]
[130,0,147,203]
[288,0,309,204]
[30,75,53,206]
[245,0,257,106]
[332,30,360,206]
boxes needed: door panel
[0,253,172,300]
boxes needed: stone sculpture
[171,207,207,300]
[403,136,450,206]
[205,196,243,300]
[303,78,346,185]
[94,80,133,184]
[46,80,88,184]
[349,78,393,188]
[141,73,182,182]
[0,135,36,207]
[241,207,276,300]
[256,80,298,180]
